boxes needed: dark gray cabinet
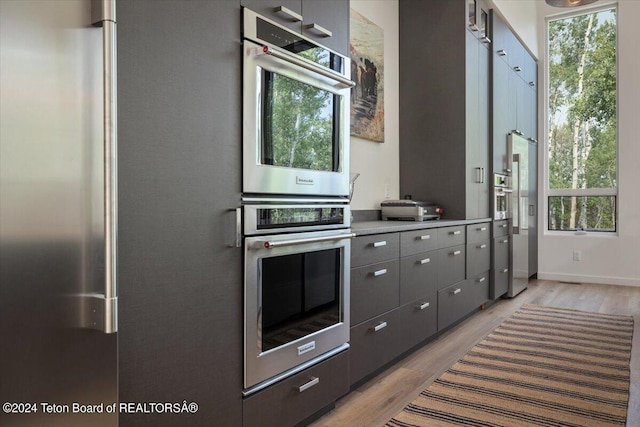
[491,220,510,299]
[399,0,490,220]
[351,259,400,326]
[240,0,349,55]
[117,1,242,426]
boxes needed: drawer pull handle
[502,268,509,273]
[419,234,431,240]
[373,269,387,277]
[477,277,486,283]
[450,230,461,236]
[372,321,388,332]
[275,5,303,22]
[497,49,507,56]
[420,258,431,265]
[451,288,462,295]
[298,377,319,393]
[477,244,487,249]
[417,302,430,310]
[501,239,509,244]
[501,224,508,228]
[372,241,387,248]
[478,227,487,231]
[451,250,461,256]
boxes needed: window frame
[544,3,619,235]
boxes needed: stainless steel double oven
[241,8,354,394]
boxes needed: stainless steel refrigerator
[1,1,118,426]
[507,133,529,297]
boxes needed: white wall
[536,0,640,286]
[349,0,399,210]
[490,0,539,58]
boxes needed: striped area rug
[387,304,634,427]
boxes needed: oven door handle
[261,233,356,249]
[260,45,356,89]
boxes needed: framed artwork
[349,9,384,142]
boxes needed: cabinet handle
[274,5,302,22]
[373,269,387,277]
[450,230,461,236]
[419,234,431,240]
[481,36,491,44]
[501,224,508,228]
[513,129,524,136]
[502,268,509,273]
[372,241,387,248]
[497,49,507,56]
[501,239,509,244]
[477,227,487,232]
[529,81,536,87]
[305,23,332,38]
[513,66,522,72]
[451,288,462,295]
[477,277,486,283]
[469,24,479,32]
[372,321,388,332]
[451,250,461,256]
[298,377,319,393]
[477,244,487,249]
[417,302,430,310]
[420,258,431,265]
[528,138,538,143]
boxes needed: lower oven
[243,201,353,394]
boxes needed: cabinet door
[493,57,510,174]
[351,260,400,326]
[400,251,438,305]
[507,70,518,135]
[467,240,490,277]
[466,31,480,219]
[491,235,510,299]
[241,0,302,33]
[516,76,529,137]
[506,29,525,73]
[529,85,538,142]
[477,40,490,218]
[490,10,508,64]
[301,0,349,55]
[524,51,538,90]
[399,296,438,352]
[437,245,466,288]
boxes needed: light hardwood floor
[310,279,640,427]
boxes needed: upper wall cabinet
[399,0,490,220]
[241,0,349,55]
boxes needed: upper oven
[242,8,354,198]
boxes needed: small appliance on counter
[381,199,443,221]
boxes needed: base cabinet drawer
[491,265,510,299]
[467,240,490,277]
[468,270,490,308]
[399,295,437,352]
[493,219,510,238]
[351,259,400,325]
[437,226,465,248]
[400,229,438,256]
[351,233,399,268]
[349,309,400,385]
[243,351,349,427]
[467,223,490,244]
[438,281,467,331]
[400,251,438,304]
[437,245,465,288]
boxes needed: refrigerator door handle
[512,154,521,235]
[90,0,118,334]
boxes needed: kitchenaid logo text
[296,177,314,185]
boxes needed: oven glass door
[243,39,351,197]
[262,71,339,173]
[244,229,351,389]
[261,247,340,351]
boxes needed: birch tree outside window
[547,6,617,232]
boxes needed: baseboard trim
[537,272,640,287]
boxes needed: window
[547,7,617,232]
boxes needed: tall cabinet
[117,1,243,426]
[490,10,538,294]
[399,0,490,220]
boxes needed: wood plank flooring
[310,280,640,427]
